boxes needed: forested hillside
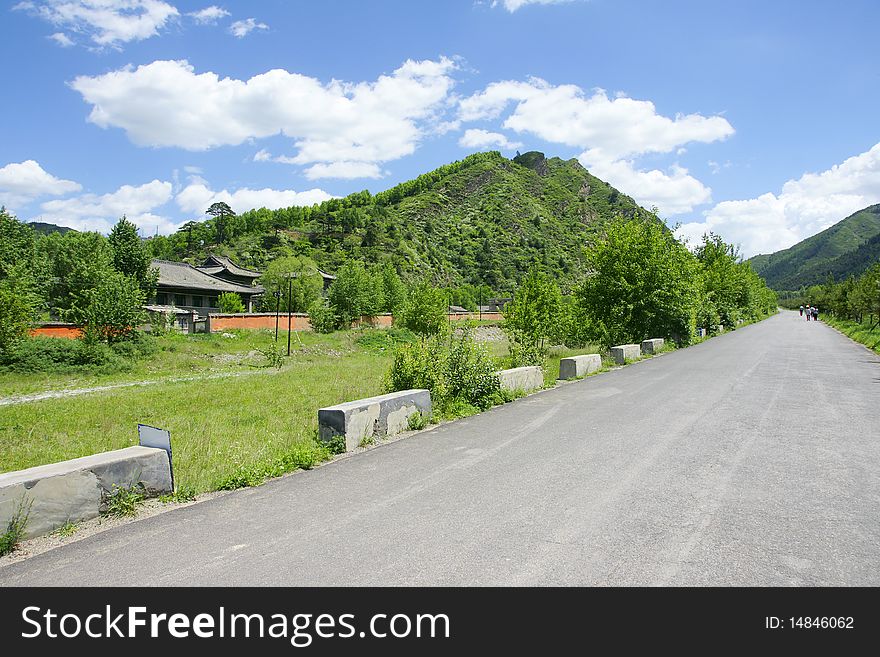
[147,151,658,294]
[748,204,880,290]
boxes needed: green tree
[81,272,146,343]
[260,256,323,313]
[0,281,35,354]
[217,292,245,313]
[50,231,114,322]
[378,262,406,315]
[397,282,448,337]
[108,216,158,297]
[327,261,384,327]
[207,202,235,243]
[502,266,563,357]
[577,217,700,347]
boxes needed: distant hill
[27,222,74,236]
[748,204,880,290]
[151,151,659,293]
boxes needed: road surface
[2,311,878,586]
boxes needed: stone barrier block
[319,389,431,452]
[640,338,665,355]
[558,354,602,380]
[610,344,641,365]
[0,446,172,539]
[697,328,707,338]
[497,366,544,392]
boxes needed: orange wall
[209,313,311,332]
[30,325,82,339]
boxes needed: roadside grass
[0,329,357,399]
[825,317,880,354]
[0,332,392,493]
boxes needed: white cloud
[182,165,203,174]
[49,31,74,46]
[458,128,523,151]
[37,179,174,233]
[175,181,333,215]
[188,5,228,24]
[588,159,712,216]
[676,142,880,257]
[460,78,732,216]
[490,0,580,11]
[229,17,267,38]
[461,80,734,162]
[16,1,179,48]
[71,57,458,178]
[0,160,81,207]
[303,162,384,180]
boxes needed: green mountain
[149,151,658,293]
[27,221,74,236]
[748,204,880,290]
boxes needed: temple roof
[153,260,262,295]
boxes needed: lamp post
[274,290,281,342]
[287,274,293,356]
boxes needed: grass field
[0,330,393,492]
[824,316,880,354]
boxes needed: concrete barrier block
[610,344,641,365]
[318,389,431,452]
[0,446,172,539]
[497,366,543,392]
[640,338,665,355]
[697,328,707,338]
[558,354,602,380]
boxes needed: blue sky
[2,0,879,257]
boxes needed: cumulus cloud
[302,162,384,180]
[15,0,179,48]
[229,17,267,38]
[188,5,228,24]
[71,57,458,179]
[458,128,523,151]
[490,0,580,11]
[460,78,732,215]
[588,159,712,216]
[0,160,82,207]
[175,179,334,215]
[461,80,733,162]
[37,179,174,233]
[676,142,880,257]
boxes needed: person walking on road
[812,306,819,322]
[805,305,811,321]
[800,304,804,317]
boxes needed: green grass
[0,329,355,399]
[825,316,880,354]
[0,330,393,493]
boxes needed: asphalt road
[2,311,878,586]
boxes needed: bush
[308,300,337,334]
[397,282,449,337]
[0,283,34,355]
[0,332,156,374]
[386,330,500,416]
[82,271,147,343]
[218,292,245,313]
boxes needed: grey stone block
[697,328,707,338]
[0,446,172,539]
[640,338,665,355]
[318,389,431,452]
[558,354,602,380]
[497,366,544,392]
[610,344,641,365]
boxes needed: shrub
[0,336,127,374]
[0,283,34,355]
[308,300,337,334]
[397,282,449,337]
[218,292,245,313]
[386,330,500,416]
[103,483,145,518]
[82,271,147,343]
[0,497,31,556]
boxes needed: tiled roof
[153,260,260,295]
[199,255,262,278]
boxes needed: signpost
[138,424,174,489]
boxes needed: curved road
[2,311,878,586]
